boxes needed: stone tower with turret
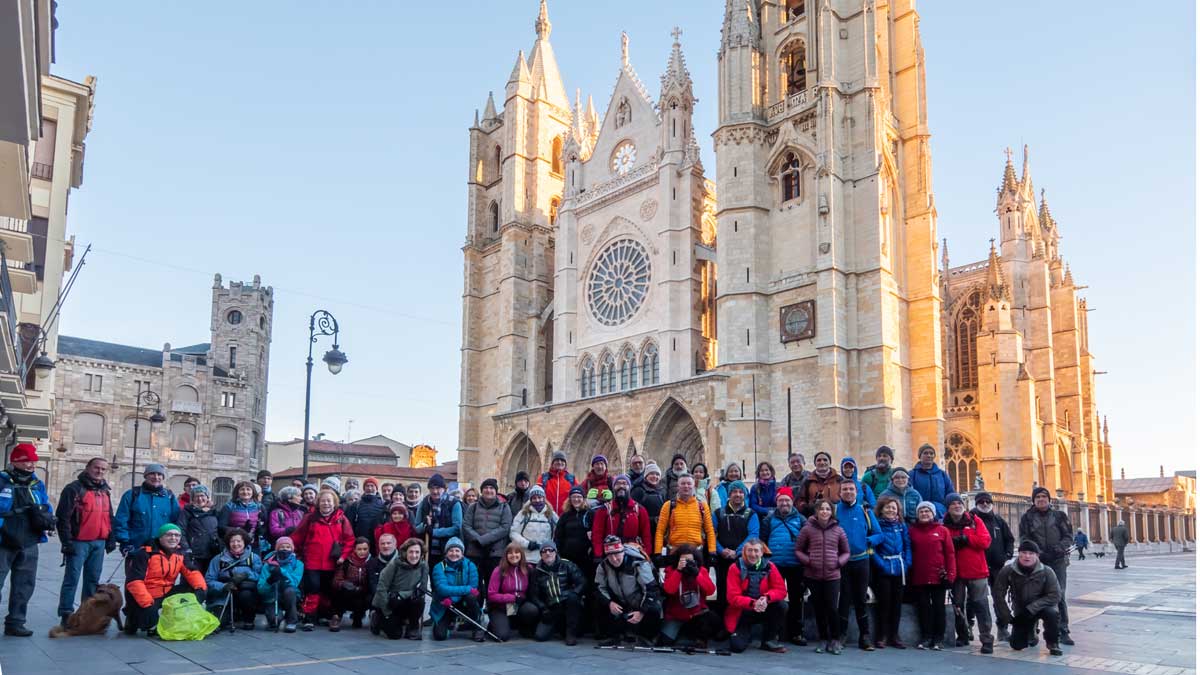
[209,273,272,459]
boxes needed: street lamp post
[130,390,167,491]
[302,310,347,483]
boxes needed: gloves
[283,526,295,536]
[218,571,232,582]
[440,598,454,608]
[600,489,612,502]
[953,535,969,549]
[330,543,343,561]
[105,541,117,554]
[586,489,599,500]
[468,588,480,598]
[230,571,249,585]
[61,543,75,557]
[527,540,541,551]
[267,566,283,582]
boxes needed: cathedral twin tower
[458,0,1111,502]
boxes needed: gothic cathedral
[458,0,1113,502]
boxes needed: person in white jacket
[510,485,558,564]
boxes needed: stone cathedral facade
[457,0,1114,503]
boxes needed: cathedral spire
[585,94,599,140]
[508,50,530,87]
[941,237,950,271]
[1062,262,1074,287]
[526,0,569,109]
[535,0,551,40]
[985,239,1011,302]
[659,27,694,103]
[482,91,498,121]
[999,147,1019,195]
[621,31,629,67]
[721,0,760,49]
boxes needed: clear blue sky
[48,2,1194,477]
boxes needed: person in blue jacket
[909,444,954,519]
[760,487,806,644]
[748,462,779,519]
[413,474,462,569]
[834,478,882,649]
[839,457,877,508]
[870,495,911,648]
[430,537,482,641]
[205,528,263,629]
[113,464,180,554]
[0,443,54,636]
[259,536,304,632]
[878,468,922,524]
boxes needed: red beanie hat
[775,486,794,502]
[9,443,38,463]
[364,477,379,489]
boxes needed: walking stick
[421,589,501,642]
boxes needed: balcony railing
[0,218,27,234]
[0,251,23,382]
[30,162,52,181]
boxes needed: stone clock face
[611,142,637,175]
[784,307,809,335]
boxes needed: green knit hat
[157,523,182,538]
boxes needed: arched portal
[643,398,705,470]
[502,433,543,487]
[562,411,620,477]
[1056,440,1073,497]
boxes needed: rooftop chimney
[1121,468,1126,479]
[1160,465,1164,478]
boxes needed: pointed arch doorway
[562,411,620,477]
[502,433,543,487]
[643,398,705,470]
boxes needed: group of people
[0,442,1084,659]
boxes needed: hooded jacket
[529,557,586,610]
[838,457,877,508]
[430,556,479,621]
[870,518,911,580]
[992,558,1062,625]
[56,471,114,546]
[267,500,306,543]
[462,496,514,559]
[554,503,593,563]
[971,508,1015,572]
[205,548,263,594]
[372,556,428,612]
[177,504,221,561]
[125,541,206,608]
[909,463,954,519]
[834,495,883,561]
[114,482,179,548]
[943,511,992,580]
[747,478,778,518]
[795,516,850,581]
[510,502,558,563]
[346,494,387,541]
[1018,505,1073,565]
[908,520,957,586]
[724,555,787,633]
[258,550,304,599]
[218,499,263,544]
[590,498,651,557]
[291,507,355,572]
[879,481,923,524]
[537,468,577,516]
[797,470,841,516]
[760,506,804,568]
[859,464,896,501]
[594,545,660,613]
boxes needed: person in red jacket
[591,475,652,557]
[794,499,850,654]
[291,489,355,630]
[908,500,957,650]
[725,538,788,653]
[538,451,577,516]
[582,455,612,506]
[942,493,993,652]
[374,503,414,550]
[660,544,721,647]
[330,537,373,632]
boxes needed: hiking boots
[761,640,788,653]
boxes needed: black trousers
[125,583,203,631]
[777,565,807,640]
[1046,559,1070,635]
[912,584,947,644]
[433,596,481,640]
[838,559,870,640]
[471,556,499,599]
[597,603,661,639]
[808,578,840,640]
[300,570,335,618]
[530,597,582,641]
[380,596,424,639]
[661,608,723,644]
[487,602,536,641]
[1010,607,1061,650]
[1115,545,1127,568]
[264,585,299,624]
[729,601,786,652]
[333,588,370,619]
[712,554,736,613]
[206,581,259,623]
[870,574,903,642]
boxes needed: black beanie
[427,473,446,490]
[1018,540,1041,554]
[1032,486,1051,501]
[875,445,895,459]
[480,478,499,492]
[515,471,530,484]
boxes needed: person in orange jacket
[537,451,577,516]
[123,523,207,636]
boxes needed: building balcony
[30,162,51,181]
[171,400,203,414]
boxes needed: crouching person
[994,540,1064,656]
[661,544,722,648]
[431,537,483,641]
[330,537,372,631]
[594,535,662,646]
[124,524,207,636]
[373,538,428,640]
[258,536,303,632]
[205,528,262,629]
[487,543,533,641]
[527,540,585,644]
[725,538,789,654]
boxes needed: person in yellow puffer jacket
[654,475,716,563]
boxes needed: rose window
[586,239,651,326]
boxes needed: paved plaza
[0,550,1192,675]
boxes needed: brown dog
[49,583,124,637]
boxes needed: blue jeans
[57,540,106,617]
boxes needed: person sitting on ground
[430,537,483,641]
[372,537,428,640]
[594,535,662,646]
[794,498,850,655]
[330,536,372,631]
[879,468,922,524]
[486,542,533,641]
[660,544,722,648]
[123,523,207,636]
[205,528,263,630]
[510,484,557,564]
[712,479,758,614]
[993,540,1064,656]
[365,533,399,634]
[177,485,221,581]
[374,502,415,551]
[259,536,303,632]
[724,537,789,654]
[528,540,586,645]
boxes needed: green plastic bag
[156,593,220,641]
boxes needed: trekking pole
[421,589,501,642]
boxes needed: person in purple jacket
[220,481,264,548]
[267,486,306,546]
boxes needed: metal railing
[0,251,24,382]
[0,217,27,233]
[30,162,52,180]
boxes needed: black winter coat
[528,558,587,610]
[972,508,1015,571]
[631,483,667,530]
[347,494,387,541]
[992,559,1062,625]
[1018,507,1073,565]
[554,507,591,565]
[177,505,221,560]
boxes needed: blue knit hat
[945,492,964,507]
[727,480,748,495]
[445,537,465,553]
